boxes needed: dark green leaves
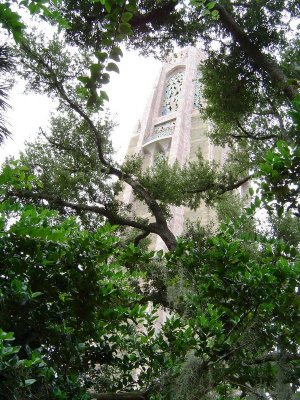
[106,61,119,73]
[95,51,108,62]
[110,46,123,62]
[189,0,219,19]
[259,136,300,216]
[0,1,70,42]
[121,12,133,23]
[0,163,158,397]
[118,22,133,35]
[0,4,25,42]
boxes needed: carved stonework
[165,49,189,64]
[143,120,176,145]
[124,47,224,248]
[161,71,184,116]
[193,69,202,110]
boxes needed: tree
[154,221,299,399]
[1,163,299,399]
[58,0,300,212]
[0,162,164,399]
[0,44,14,144]
[1,0,299,399]
[59,0,298,97]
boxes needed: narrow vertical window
[193,69,202,110]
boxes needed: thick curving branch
[227,378,268,400]
[8,188,156,233]
[19,42,177,250]
[134,230,151,247]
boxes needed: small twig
[245,352,300,366]
[228,378,269,400]
[235,120,277,140]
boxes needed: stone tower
[123,47,228,249]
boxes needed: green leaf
[190,0,202,6]
[28,2,40,14]
[102,37,113,46]
[99,73,110,84]
[0,4,25,42]
[110,46,123,62]
[121,12,133,22]
[125,3,137,12]
[0,330,15,341]
[100,90,109,101]
[103,0,111,13]
[118,22,133,35]
[95,51,108,62]
[77,75,90,84]
[31,292,43,298]
[254,196,261,207]
[206,2,216,9]
[76,85,89,98]
[90,63,102,78]
[211,9,219,19]
[106,62,120,73]
[24,379,37,387]
[290,247,297,257]
[277,140,290,158]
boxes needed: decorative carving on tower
[123,47,227,249]
[161,70,184,115]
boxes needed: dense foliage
[0,164,160,398]
[0,0,299,399]
[0,44,14,143]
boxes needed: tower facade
[123,47,227,248]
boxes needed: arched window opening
[161,70,184,116]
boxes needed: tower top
[164,47,205,65]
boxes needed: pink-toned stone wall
[123,47,228,248]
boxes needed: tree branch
[134,230,151,247]
[186,174,252,195]
[39,128,90,159]
[19,42,178,250]
[265,98,286,134]
[8,188,152,231]
[228,378,268,400]
[234,120,277,141]
[230,1,251,8]
[130,1,177,30]
[89,391,149,400]
[245,352,300,366]
[210,2,298,100]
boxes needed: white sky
[1,49,161,163]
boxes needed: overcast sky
[2,48,161,163]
